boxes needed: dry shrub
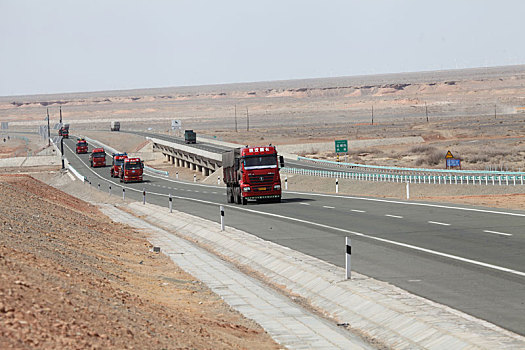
[410,145,436,153]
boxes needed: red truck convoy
[75,138,88,154]
[110,153,128,177]
[119,157,144,183]
[223,146,284,204]
[89,148,106,167]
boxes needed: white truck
[111,121,120,131]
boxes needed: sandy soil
[0,174,280,349]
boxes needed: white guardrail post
[336,178,339,194]
[345,237,351,280]
[406,182,410,200]
[220,205,225,231]
[169,193,173,213]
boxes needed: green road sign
[335,140,348,153]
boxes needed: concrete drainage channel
[99,201,523,349]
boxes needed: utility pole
[371,105,374,125]
[46,108,50,146]
[246,107,249,131]
[234,104,238,132]
[494,104,497,119]
[59,106,62,124]
[425,102,429,123]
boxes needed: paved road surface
[64,137,525,335]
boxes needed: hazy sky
[1,0,524,96]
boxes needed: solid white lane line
[299,203,310,206]
[428,221,450,226]
[323,206,335,209]
[484,230,512,237]
[65,144,525,278]
[385,214,403,219]
[351,209,366,213]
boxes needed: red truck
[58,127,69,138]
[110,153,128,177]
[119,157,144,183]
[89,148,106,167]
[222,146,284,204]
[75,138,88,154]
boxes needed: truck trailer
[222,146,284,204]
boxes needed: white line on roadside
[299,203,310,206]
[385,214,403,219]
[484,230,512,237]
[64,143,525,278]
[323,206,335,209]
[351,209,366,213]
[428,221,450,226]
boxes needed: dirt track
[0,174,280,349]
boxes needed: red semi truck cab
[75,138,88,154]
[110,153,128,177]
[89,148,106,167]
[119,157,144,183]
[58,127,69,138]
[223,146,284,205]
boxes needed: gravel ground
[0,173,280,349]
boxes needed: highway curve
[63,136,525,335]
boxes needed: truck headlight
[274,185,281,190]
[243,187,251,192]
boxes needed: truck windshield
[93,152,105,158]
[126,162,143,170]
[244,155,277,169]
[114,159,124,166]
[77,142,86,146]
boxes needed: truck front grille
[248,174,274,186]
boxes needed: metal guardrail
[282,167,525,186]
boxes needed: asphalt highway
[63,137,525,335]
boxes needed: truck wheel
[226,187,232,203]
[275,196,281,203]
[242,197,247,205]
[234,188,241,204]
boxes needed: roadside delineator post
[194,174,196,183]
[176,172,179,179]
[98,183,100,191]
[336,178,339,194]
[109,185,111,196]
[169,193,173,213]
[285,175,288,190]
[406,182,410,200]
[122,188,125,200]
[345,237,351,280]
[220,205,225,231]
[218,176,220,185]
[143,188,146,205]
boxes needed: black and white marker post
[218,176,220,185]
[143,188,146,205]
[345,237,351,280]
[176,172,179,179]
[122,188,125,200]
[194,174,196,183]
[336,178,339,194]
[406,182,410,200]
[98,183,100,191]
[285,175,288,190]
[109,185,111,196]
[220,205,225,231]
[169,193,173,213]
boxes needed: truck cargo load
[222,146,284,205]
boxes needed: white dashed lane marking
[351,209,366,213]
[428,221,450,226]
[323,206,335,209]
[484,230,512,237]
[385,214,403,219]
[299,203,310,206]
